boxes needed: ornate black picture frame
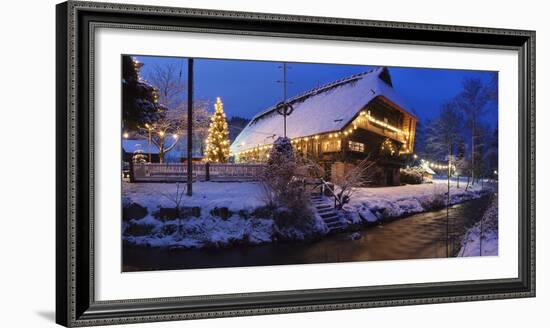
[56,1,535,326]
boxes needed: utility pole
[446,148,451,257]
[282,62,288,102]
[187,58,193,196]
[276,62,294,137]
[148,128,152,163]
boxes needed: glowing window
[348,140,365,152]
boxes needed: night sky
[135,55,498,126]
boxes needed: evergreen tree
[204,97,230,162]
[122,56,165,131]
[228,116,250,142]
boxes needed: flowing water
[123,195,492,272]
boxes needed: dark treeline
[414,75,498,188]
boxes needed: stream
[122,195,492,272]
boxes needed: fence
[130,162,265,182]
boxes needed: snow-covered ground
[458,197,498,257]
[122,181,326,249]
[346,179,492,222]
[122,181,265,214]
[122,180,494,250]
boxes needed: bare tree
[161,183,186,239]
[146,62,187,111]
[455,78,490,186]
[426,102,463,167]
[139,109,184,163]
[144,74,210,159]
[181,100,211,156]
[331,158,376,209]
[425,102,463,256]
[485,72,499,105]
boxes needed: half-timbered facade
[230,67,417,185]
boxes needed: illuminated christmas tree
[204,97,230,163]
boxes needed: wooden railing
[130,163,265,182]
[309,178,344,209]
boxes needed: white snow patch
[122,181,265,214]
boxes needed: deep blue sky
[135,55,497,126]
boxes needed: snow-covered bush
[122,202,148,221]
[400,166,424,184]
[132,149,147,163]
[258,137,319,239]
[259,137,297,205]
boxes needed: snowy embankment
[458,197,498,257]
[346,179,491,223]
[125,215,275,249]
[122,179,493,250]
[122,181,326,249]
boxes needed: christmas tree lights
[204,97,230,163]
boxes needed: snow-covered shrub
[122,202,148,221]
[124,216,163,237]
[251,205,276,219]
[124,222,156,236]
[132,149,147,163]
[400,167,424,184]
[259,137,297,206]
[258,137,318,239]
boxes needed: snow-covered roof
[420,164,436,175]
[123,139,160,154]
[230,67,414,153]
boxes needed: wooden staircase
[310,193,345,232]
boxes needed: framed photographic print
[56,1,535,326]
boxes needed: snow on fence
[131,163,265,182]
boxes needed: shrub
[251,205,276,219]
[258,137,316,236]
[400,167,424,184]
[122,202,148,221]
[124,222,155,236]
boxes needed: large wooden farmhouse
[230,67,417,186]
